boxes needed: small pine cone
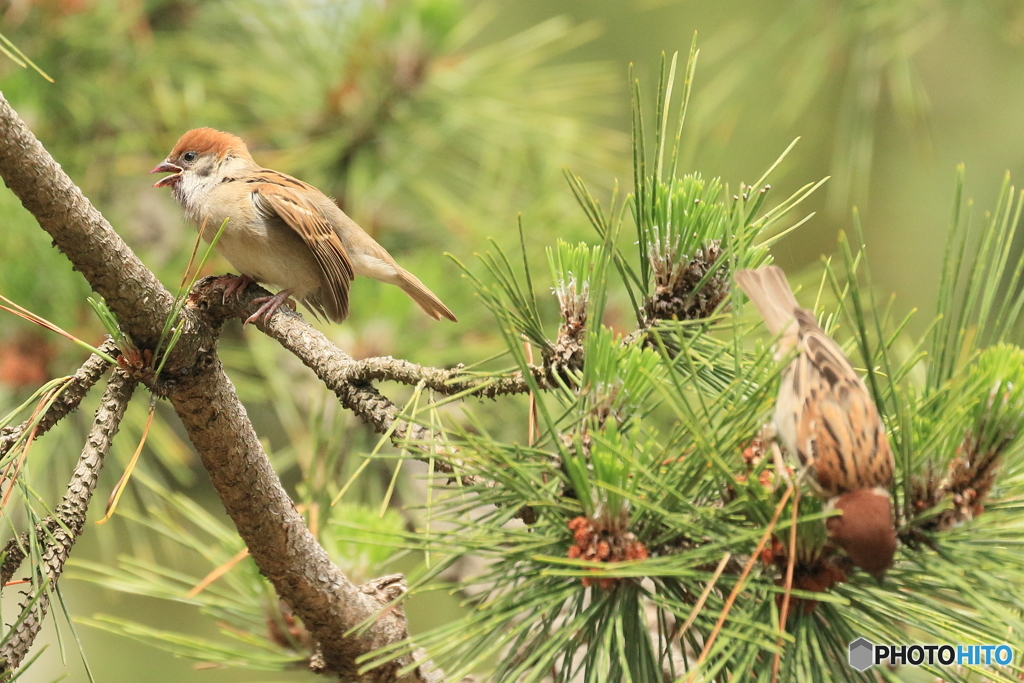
[644,240,727,323]
[742,438,765,467]
[760,535,783,567]
[625,541,648,561]
[569,516,592,545]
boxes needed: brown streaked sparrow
[735,265,896,580]
[152,128,457,325]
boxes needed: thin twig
[673,552,731,643]
[0,371,136,672]
[190,275,544,399]
[0,340,116,460]
[191,277,496,481]
[772,486,800,683]
[689,485,793,679]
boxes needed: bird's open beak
[151,161,182,188]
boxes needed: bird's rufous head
[825,487,896,583]
[151,128,252,188]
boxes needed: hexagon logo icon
[848,638,874,671]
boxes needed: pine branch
[192,276,544,399]
[0,339,116,461]
[0,92,441,681]
[0,369,136,672]
[0,93,174,350]
[189,275,546,485]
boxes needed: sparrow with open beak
[152,128,457,325]
[735,265,896,580]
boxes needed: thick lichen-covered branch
[0,94,173,349]
[167,355,433,680]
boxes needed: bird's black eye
[182,151,198,163]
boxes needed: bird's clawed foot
[759,424,794,492]
[759,423,815,493]
[245,289,294,326]
[221,274,255,304]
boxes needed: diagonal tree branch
[0,92,439,680]
[0,370,136,672]
[167,356,430,680]
[189,277,545,470]
[0,339,116,462]
[0,95,172,349]
[189,278,550,505]
[190,275,543,398]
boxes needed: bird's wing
[250,172,354,322]
[794,310,894,495]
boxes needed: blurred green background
[1,0,1023,680]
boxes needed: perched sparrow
[152,128,457,325]
[735,266,896,580]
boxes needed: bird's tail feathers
[734,266,801,337]
[397,269,457,322]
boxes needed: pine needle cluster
[367,46,1024,682]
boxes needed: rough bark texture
[0,96,172,349]
[190,275,541,476]
[0,342,117,587]
[168,358,425,680]
[190,275,542,399]
[0,92,437,680]
[0,371,136,671]
[0,340,115,461]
